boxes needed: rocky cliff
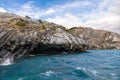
[0,12,120,64]
[0,12,88,64]
[69,27,120,49]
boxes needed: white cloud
[14,1,42,19]
[54,0,91,10]
[9,1,55,19]
[0,7,7,12]
[47,13,84,28]
[8,0,91,19]
[97,0,111,11]
[83,0,120,33]
[45,0,120,34]
[8,1,57,19]
[7,0,120,34]
[108,0,120,15]
[45,8,56,14]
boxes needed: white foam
[0,58,13,66]
[18,78,24,80]
[110,73,115,76]
[42,71,54,77]
[76,67,82,70]
[76,67,86,71]
[76,67,105,80]
[29,55,35,57]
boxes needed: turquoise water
[0,50,120,80]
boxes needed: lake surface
[0,50,120,80]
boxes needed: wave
[41,71,54,77]
[18,78,24,80]
[0,58,13,66]
[76,67,107,80]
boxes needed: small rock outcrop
[0,12,88,63]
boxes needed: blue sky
[0,0,120,34]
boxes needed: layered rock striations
[69,27,120,49]
[0,12,120,64]
[0,12,88,63]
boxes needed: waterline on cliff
[0,50,120,80]
[0,58,13,66]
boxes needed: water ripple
[0,50,120,80]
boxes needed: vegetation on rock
[39,19,43,23]
[15,18,26,27]
[0,12,120,64]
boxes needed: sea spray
[0,58,13,66]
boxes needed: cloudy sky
[0,0,120,34]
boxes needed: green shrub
[20,18,24,21]
[41,25,46,30]
[15,19,26,27]
[25,15,31,19]
[39,19,43,23]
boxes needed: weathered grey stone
[0,12,120,64]
[69,27,120,49]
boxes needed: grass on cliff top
[15,18,26,27]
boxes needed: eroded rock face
[69,27,120,49]
[0,14,88,63]
[0,12,120,64]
